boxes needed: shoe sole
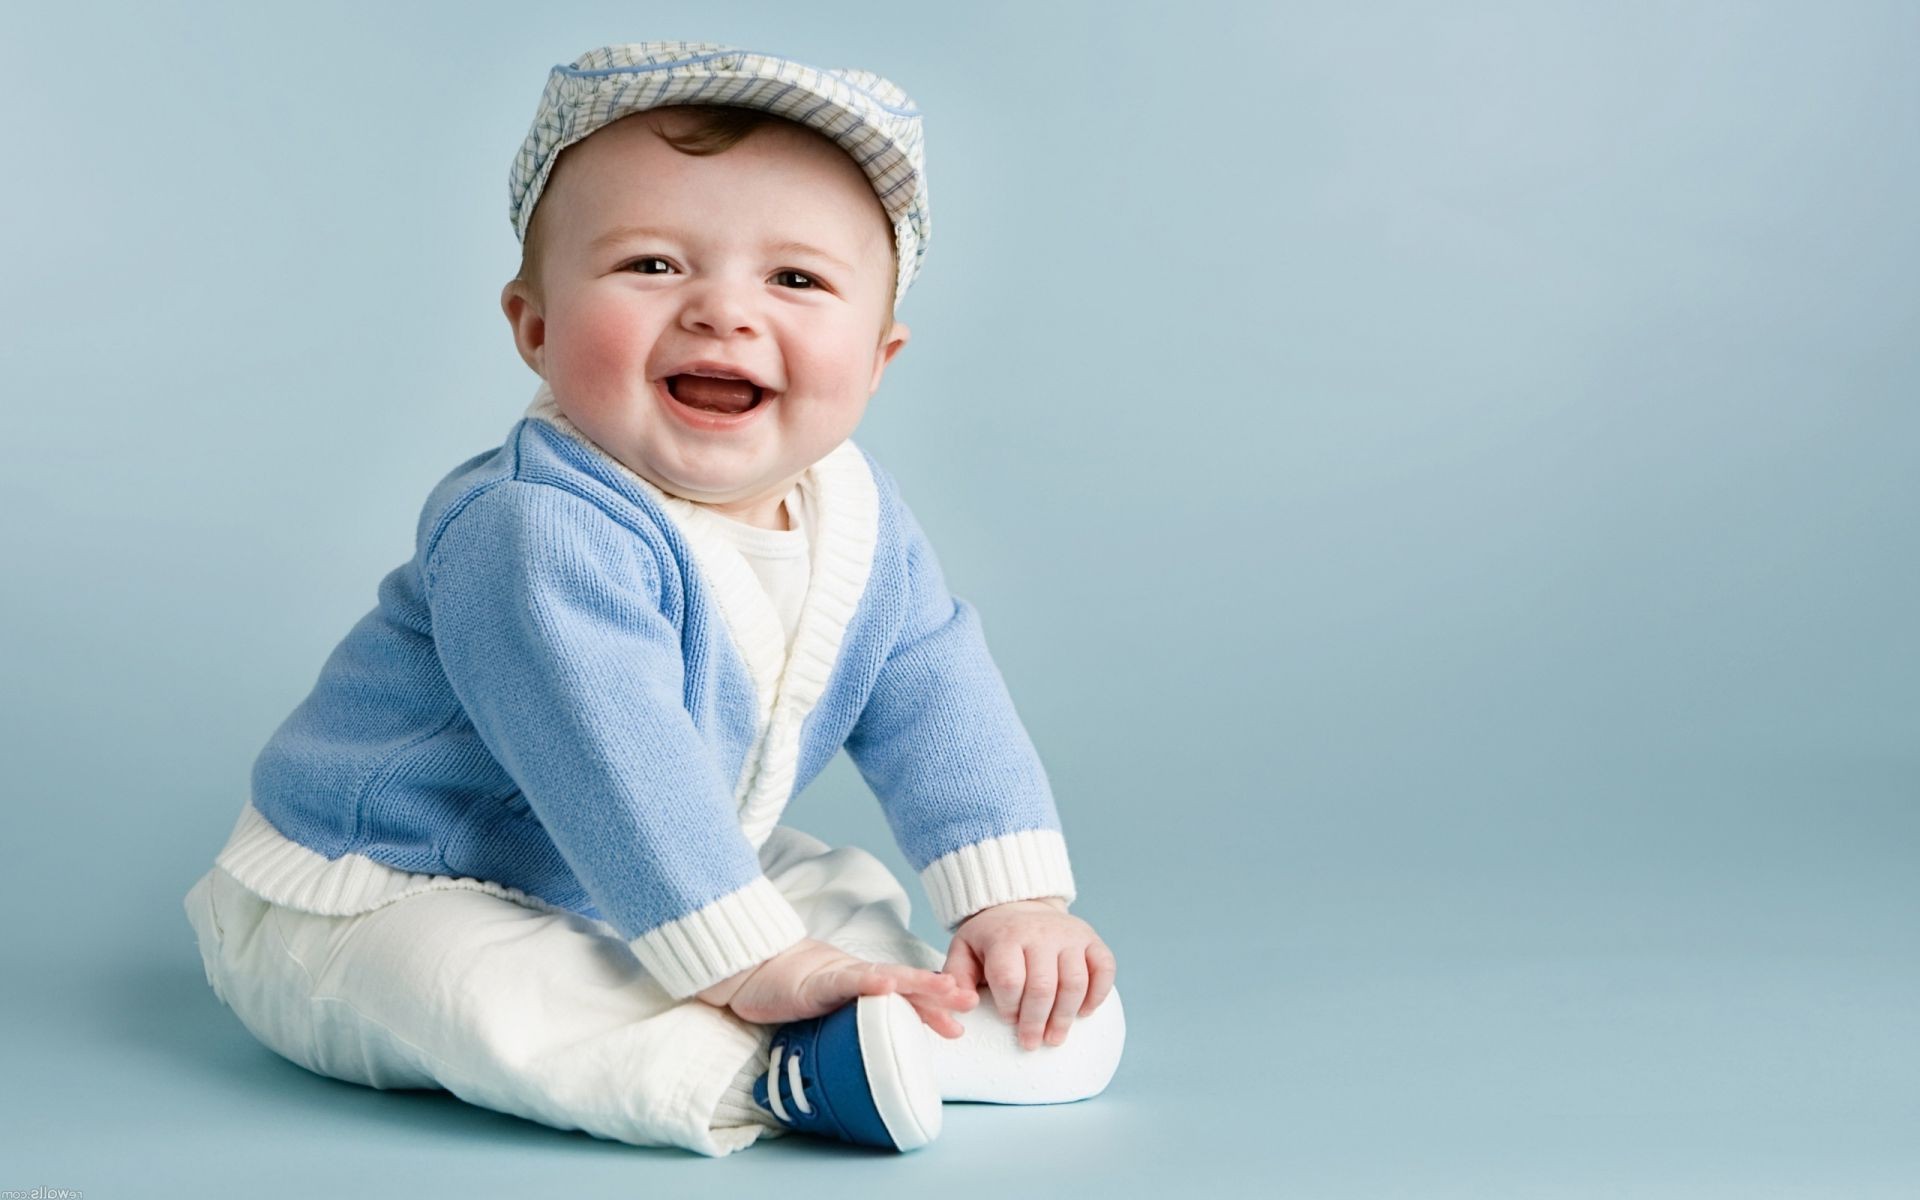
[855,993,943,1151]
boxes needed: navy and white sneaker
[752,993,942,1151]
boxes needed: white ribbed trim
[628,875,809,999]
[212,797,804,998]
[525,382,879,849]
[214,798,609,921]
[920,829,1078,930]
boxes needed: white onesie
[706,483,814,653]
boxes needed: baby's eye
[772,269,819,290]
[624,256,674,275]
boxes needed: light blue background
[4,0,1916,1195]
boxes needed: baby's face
[502,108,908,528]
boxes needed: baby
[181,42,1123,1157]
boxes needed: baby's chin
[577,431,777,504]
[644,460,804,513]
[567,416,811,512]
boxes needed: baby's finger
[982,941,1026,1023]
[851,965,900,998]
[1082,940,1117,1016]
[802,961,895,1013]
[875,964,969,1007]
[1016,945,1057,1051]
[1046,947,1089,1046]
[905,994,966,1039]
[913,974,980,1013]
[942,938,982,995]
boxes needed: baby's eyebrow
[588,224,675,254]
[587,224,853,273]
[764,240,853,274]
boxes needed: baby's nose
[680,278,762,336]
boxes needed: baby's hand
[696,938,977,1037]
[943,898,1117,1051]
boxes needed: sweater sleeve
[842,483,1077,929]
[423,480,806,998]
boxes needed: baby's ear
[869,320,910,394]
[500,279,547,376]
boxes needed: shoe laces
[764,1042,814,1123]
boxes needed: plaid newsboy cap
[509,41,930,311]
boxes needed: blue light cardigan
[214,385,1076,998]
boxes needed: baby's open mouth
[667,374,765,414]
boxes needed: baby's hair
[515,104,899,340]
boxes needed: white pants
[183,826,1123,1157]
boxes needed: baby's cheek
[551,301,652,391]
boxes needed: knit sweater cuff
[628,876,809,999]
[920,829,1077,930]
